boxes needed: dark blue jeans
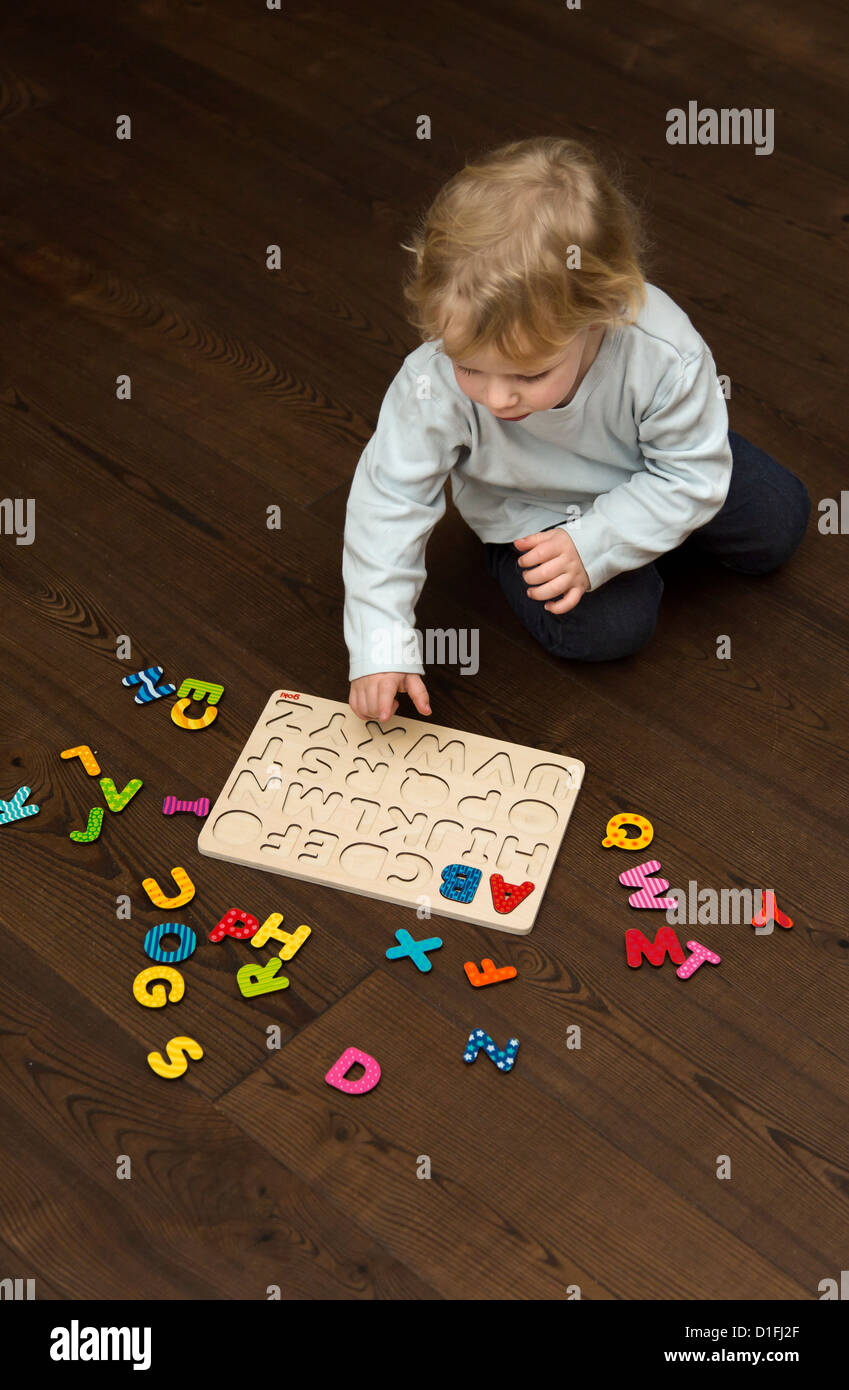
[483,430,810,661]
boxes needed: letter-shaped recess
[133,966,185,1008]
[250,914,311,960]
[176,678,224,706]
[0,786,40,825]
[463,958,517,987]
[210,908,260,943]
[462,1029,519,1073]
[751,890,793,930]
[625,926,686,969]
[489,873,535,914]
[236,958,289,998]
[59,745,101,776]
[602,812,654,851]
[142,866,195,909]
[143,923,197,964]
[99,776,143,813]
[122,665,176,704]
[676,940,722,980]
[385,928,443,973]
[439,863,481,903]
[147,1035,203,1079]
[324,1046,381,1094]
[171,698,218,729]
[618,860,677,909]
[69,807,103,842]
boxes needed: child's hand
[513,529,590,614]
[349,672,432,723]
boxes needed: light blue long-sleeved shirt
[343,282,732,681]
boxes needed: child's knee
[578,609,659,661]
[733,473,811,575]
[543,574,662,661]
[546,623,656,662]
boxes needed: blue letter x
[385,928,443,973]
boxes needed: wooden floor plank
[1,0,846,1301]
[220,971,822,1299]
[0,934,439,1299]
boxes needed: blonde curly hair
[400,135,652,367]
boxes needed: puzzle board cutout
[197,690,585,934]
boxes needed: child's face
[451,329,593,420]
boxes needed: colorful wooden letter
[132,966,185,1008]
[209,908,259,943]
[236,958,290,998]
[162,796,210,817]
[249,912,284,947]
[146,1036,203,1079]
[439,863,482,903]
[0,786,40,825]
[602,812,654,851]
[170,699,218,730]
[751,890,793,931]
[59,745,100,775]
[324,1047,381,1095]
[462,1029,520,1072]
[385,928,443,972]
[142,866,195,909]
[69,807,103,842]
[489,873,535,914]
[463,958,518,987]
[143,923,197,964]
[122,666,176,704]
[275,924,311,960]
[676,940,722,980]
[625,926,686,969]
[249,915,311,960]
[176,678,224,706]
[618,860,677,910]
[99,776,143,813]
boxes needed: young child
[343,136,810,722]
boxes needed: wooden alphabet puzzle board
[197,690,585,934]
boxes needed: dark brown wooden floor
[1,0,847,1301]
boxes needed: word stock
[60,744,143,841]
[135,883,313,1077]
[27,684,534,1089]
[60,666,222,843]
[378,926,521,1078]
[122,669,224,730]
[602,813,794,977]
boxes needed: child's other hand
[349,672,432,723]
[513,529,590,614]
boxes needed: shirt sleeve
[561,349,733,591]
[343,362,470,682]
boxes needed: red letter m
[625,926,686,969]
